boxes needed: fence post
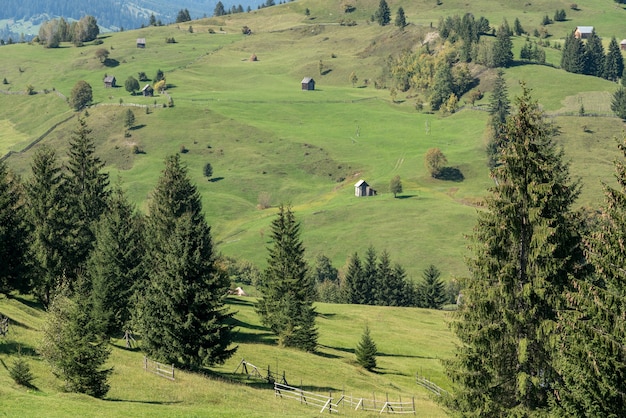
[143,356,147,371]
[172,364,175,380]
[412,396,416,415]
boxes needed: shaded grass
[0,294,452,417]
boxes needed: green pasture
[0,0,625,281]
[0,294,453,417]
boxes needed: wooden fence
[274,382,339,414]
[275,382,415,415]
[143,356,175,381]
[340,393,416,414]
[415,374,448,396]
[233,358,287,385]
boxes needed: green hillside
[1,0,625,282]
[0,294,453,417]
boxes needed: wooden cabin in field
[621,39,626,51]
[301,77,315,91]
[354,180,376,197]
[142,84,154,97]
[574,26,594,39]
[136,38,146,48]
[103,76,116,88]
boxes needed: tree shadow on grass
[9,294,44,311]
[209,176,224,182]
[105,398,182,405]
[129,124,146,131]
[435,167,464,182]
[0,340,38,356]
[103,58,120,67]
[395,194,417,199]
[231,329,276,346]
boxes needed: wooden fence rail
[340,393,416,414]
[274,382,339,413]
[143,356,175,381]
[415,374,448,396]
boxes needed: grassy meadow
[0,294,453,417]
[1,0,626,416]
[1,0,625,279]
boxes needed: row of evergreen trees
[445,84,626,416]
[561,30,625,81]
[0,117,237,396]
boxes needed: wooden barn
[354,180,376,197]
[103,76,116,88]
[142,84,154,97]
[621,39,626,51]
[574,26,593,39]
[301,77,315,91]
[136,38,146,48]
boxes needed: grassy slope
[0,294,452,417]
[0,2,624,274]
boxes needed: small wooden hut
[301,77,315,91]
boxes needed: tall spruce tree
[375,0,391,26]
[362,246,378,305]
[39,290,112,398]
[88,187,145,338]
[138,154,236,369]
[0,161,30,294]
[583,30,605,77]
[604,36,625,82]
[65,117,110,275]
[26,147,72,305]
[394,7,406,28]
[417,265,447,309]
[556,138,626,416]
[342,252,367,304]
[445,85,586,416]
[492,24,514,68]
[561,31,585,74]
[487,70,511,168]
[612,87,626,120]
[256,204,318,351]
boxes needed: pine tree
[612,87,626,120]
[374,0,391,26]
[445,85,586,416]
[39,290,112,398]
[88,187,145,338]
[561,31,585,74]
[0,160,30,294]
[556,138,626,417]
[604,37,625,82]
[487,70,511,168]
[394,7,406,28]
[362,246,378,305]
[256,205,318,351]
[513,17,524,36]
[374,250,393,305]
[342,252,367,304]
[417,265,447,309]
[138,154,236,368]
[492,24,513,68]
[65,117,110,274]
[583,30,605,77]
[26,147,72,306]
[355,324,377,370]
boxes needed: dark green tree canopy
[256,204,318,351]
[445,85,586,415]
[138,154,236,369]
[355,324,377,370]
[375,0,391,26]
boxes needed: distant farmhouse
[142,84,154,97]
[301,77,315,91]
[355,180,376,197]
[137,38,146,48]
[103,75,116,88]
[574,26,594,39]
[621,39,626,51]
